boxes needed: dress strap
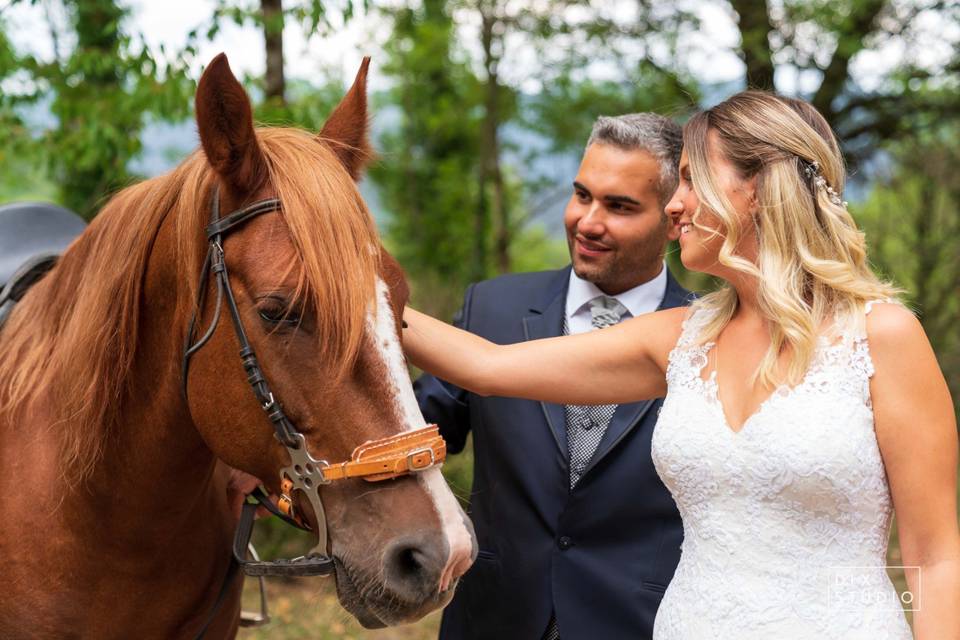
[864,297,899,316]
[676,303,715,349]
[845,298,902,393]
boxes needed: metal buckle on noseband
[182,186,448,581]
[278,433,331,555]
[408,447,436,471]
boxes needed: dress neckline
[695,342,801,436]
[675,300,892,437]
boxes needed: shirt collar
[565,262,668,320]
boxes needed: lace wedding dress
[651,301,913,639]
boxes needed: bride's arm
[402,306,686,406]
[869,303,960,639]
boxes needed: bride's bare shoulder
[622,305,691,370]
[865,301,922,344]
[864,301,929,370]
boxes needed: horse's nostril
[382,534,446,600]
[396,546,425,576]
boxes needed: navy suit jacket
[415,266,690,640]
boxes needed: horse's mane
[0,127,380,483]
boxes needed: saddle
[0,202,87,328]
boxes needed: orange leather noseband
[277,424,446,525]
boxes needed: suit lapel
[522,268,570,456]
[580,268,692,480]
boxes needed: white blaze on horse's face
[367,277,475,592]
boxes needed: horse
[0,53,476,638]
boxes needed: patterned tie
[542,296,628,640]
[565,295,628,488]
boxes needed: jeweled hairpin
[801,159,847,208]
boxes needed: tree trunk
[473,6,493,280]
[262,0,285,104]
[730,0,775,89]
[478,2,510,275]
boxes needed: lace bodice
[651,301,912,639]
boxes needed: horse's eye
[258,303,300,327]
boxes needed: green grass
[238,579,439,640]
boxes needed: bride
[402,91,960,638]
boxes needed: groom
[415,113,689,639]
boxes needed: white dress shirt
[564,263,668,335]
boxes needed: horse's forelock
[256,127,381,381]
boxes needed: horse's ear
[319,56,373,181]
[195,53,268,193]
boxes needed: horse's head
[183,54,475,626]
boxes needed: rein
[182,186,446,634]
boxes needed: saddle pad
[0,202,86,287]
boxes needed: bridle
[182,184,446,583]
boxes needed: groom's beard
[567,221,670,294]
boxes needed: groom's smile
[574,235,612,257]
[564,142,678,295]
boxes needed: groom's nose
[578,204,606,236]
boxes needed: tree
[727,0,959,160]
[201,0,368,115]
[371,0,485,314]
[0,18,55,202]
[854,129,960,411]
[6,0,194,219]
[473,0,514,274]
[262,0,285,103]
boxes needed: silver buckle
[261,392,275,411]
[406,447,435,471]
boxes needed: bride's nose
[665,193,684,219]
[665,205,684,228]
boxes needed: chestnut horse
[0,54,475,638]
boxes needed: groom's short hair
[587,113,682,207]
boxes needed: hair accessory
[801,160,847,208]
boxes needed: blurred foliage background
[1,0,958,637]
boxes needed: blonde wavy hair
[684,90,902,388]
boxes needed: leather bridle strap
[206,198,285,237]
[186,184,449,638]
[182,188,299,449]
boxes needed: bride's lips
[575,236,612,258]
